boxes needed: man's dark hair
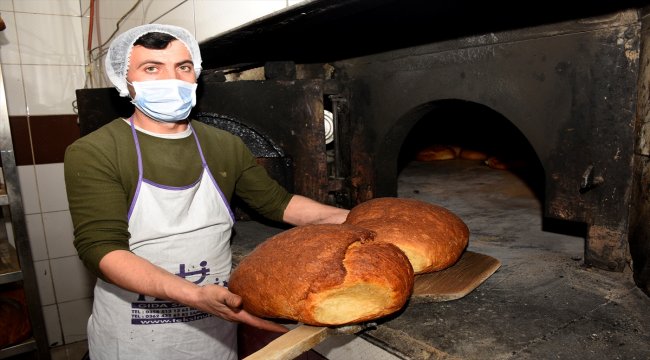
[133,32,177,49]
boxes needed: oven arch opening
[393,99,587,252]
[397,99,544,198]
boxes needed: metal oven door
[194,79,329,204]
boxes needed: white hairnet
[105,24,202,97]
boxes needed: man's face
[126,39,196,96]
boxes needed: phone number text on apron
[131,301,212,325]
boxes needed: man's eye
[144,66,157,73]
[179,65,192,72]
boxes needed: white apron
[87,120,237,360]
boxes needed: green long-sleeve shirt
[64,119,293,279]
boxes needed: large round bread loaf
[229,224,414,326]
[345,198,469,274]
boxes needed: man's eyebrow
[134,59,193,68]
[176,60,193,67]
[135,60,164,69]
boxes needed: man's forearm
[282,195,350,225]
[98,249,201,305]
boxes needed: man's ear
[126,81,135,99]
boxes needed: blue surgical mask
[129,79,198,122]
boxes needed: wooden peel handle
[243,325,331,360]
[243,323,368,360]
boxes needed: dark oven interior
[76,0,650,295]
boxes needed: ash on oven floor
[232,158,650,360]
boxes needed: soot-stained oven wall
[197,1,650,288]
[332,11,640,272]
[629,9,650,296]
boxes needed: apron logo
[176,260,210,284]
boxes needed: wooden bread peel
[244,250,500,360]
[412,250,501,302]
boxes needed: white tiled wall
[13,0,80,16]
[194,0,287,41]
[0,0,305,347]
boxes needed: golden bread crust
[229,224,414,326]
[345,198,469,274]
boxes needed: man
[64,24,349,360]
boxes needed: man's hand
[192,284,288,333]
